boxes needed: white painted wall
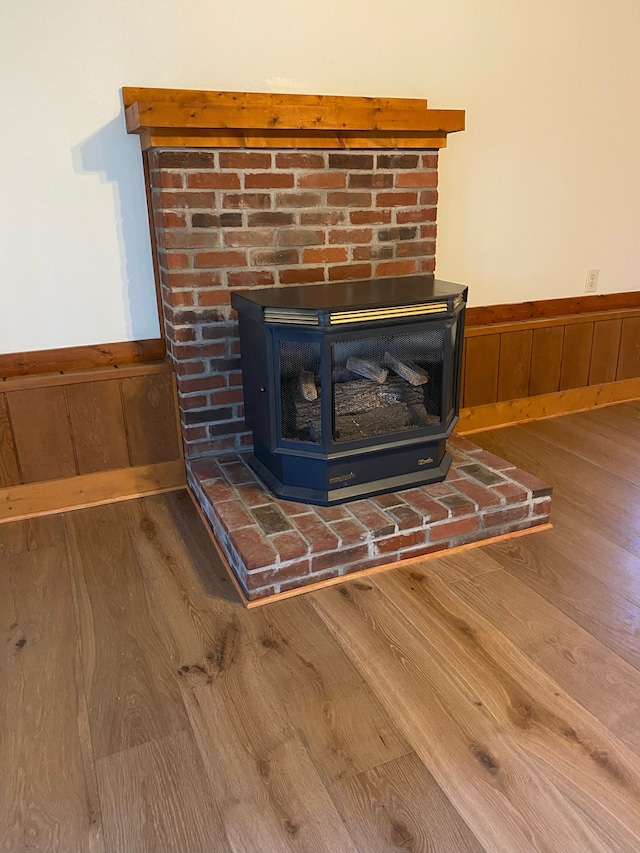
[2,0,639,354]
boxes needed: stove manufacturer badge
[329,472,356,484]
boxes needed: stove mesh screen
[279,339,322,443]
[331,328,444,443]
[278,328,446,446]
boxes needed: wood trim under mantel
[122,87,465,151]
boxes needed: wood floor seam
[447,565,505,586]
[92,723,198,768]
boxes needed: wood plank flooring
[1,402,640,852]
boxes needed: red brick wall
[147,148,439,459]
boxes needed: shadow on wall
[71,114,159,340]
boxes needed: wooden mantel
[122,87,465,151]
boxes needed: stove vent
[263,301,450,326]
[263,308,319,325]
[329,302,448,325]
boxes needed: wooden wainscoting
[459,293,640,432]
[0,361,185,522]
[2,293,639,520]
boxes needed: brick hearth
[188,433,552,602]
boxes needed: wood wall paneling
[497,330,533,402]
[616,317,640,380]
[462,335,500,408]
[559,323,594,391]
[528,326,564,396]
[589,319,623,385]
[7,387,77,483]
[0,393,21,488]
[66,380,130,474]
[0,363,185,523]
[121,373,181,466]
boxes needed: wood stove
[232,274,467,504]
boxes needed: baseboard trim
[464,305,640,338]
[0,459,186,523]
[457,377,640,434]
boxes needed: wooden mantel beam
[122,87,465,151]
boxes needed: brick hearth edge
[187,433,552,601]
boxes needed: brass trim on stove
[263,300,451,326]
[329,302,448,324]
[263,308,319,325]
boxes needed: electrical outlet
[585,268,599,293]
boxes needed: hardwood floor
[1,402,640,852]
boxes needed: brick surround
[188,433,552,601]
[148,148,439,459]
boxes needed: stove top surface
[231,274,467,314]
